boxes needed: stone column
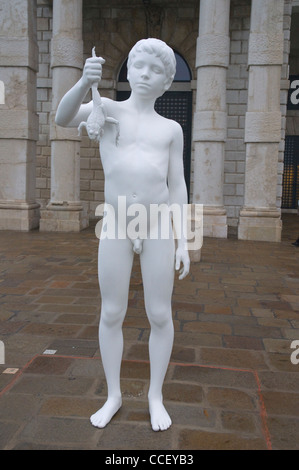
[0,0,39,230]
[238,0,284,242]
[39,0,88,231]
[192,0,230,238]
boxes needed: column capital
[196,0,230,69]
[248,31,284,66]
[248,0,284,66]
[196,34,230,68]
[51,37,83,70]
[244,111,281,143]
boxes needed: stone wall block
[0,37,39,71]
[0,110,39,140]
[0,140,37,202]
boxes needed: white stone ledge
[0,201,40,210]
[240,207,281,218]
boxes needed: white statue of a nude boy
[55,38,190,432]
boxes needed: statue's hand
[82,54,105,88]
[175,247,190,280]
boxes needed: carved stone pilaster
[192,0,230,238]
[238,0,285,242]
[145,5,164,38]
[0,0,40,230]
[39,0,87,232]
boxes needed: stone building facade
[0,0,299,241]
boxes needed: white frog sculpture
[78,47,120,145]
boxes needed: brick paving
[0,214,298,450]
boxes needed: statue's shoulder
[101,97,123,119]
[101,96,117,111]
[166,117,183,137]
[155,115,183,145]
[156,113,182,131]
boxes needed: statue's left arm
[168,121,190,280]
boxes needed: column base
[202,206,228,238]
[39,202,89,232]
[238,208,282,242]
[189,249,202,263]
[186,204,203,262]
[0,202,40,231]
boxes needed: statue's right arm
[55,55,104,128]
[55,79,92,127]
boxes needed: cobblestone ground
[0,214,298,450]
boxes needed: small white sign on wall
[0,340,5,364]
[0,81,5,104]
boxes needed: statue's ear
[164,77,173,92]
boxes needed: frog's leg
[106,117,120,145]
[78,121,87,136]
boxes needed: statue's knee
[100,304,126,328]
[147,308,172,329]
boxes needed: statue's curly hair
[127,38,176,89]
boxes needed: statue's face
[127,51,169,99]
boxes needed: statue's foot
[149,398,172,432]
[90,397,122,428]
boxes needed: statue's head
[127,38,176,93]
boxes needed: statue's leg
[90,237,134,428]
[140,235,175,431]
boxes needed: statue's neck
[127,92,157,115]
